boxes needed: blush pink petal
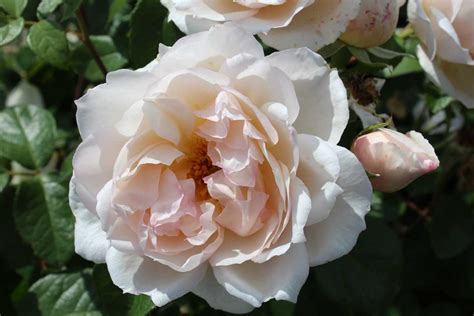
[259,0,362,51]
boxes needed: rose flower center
[185,136,220,200]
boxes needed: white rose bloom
[408,0,474,108]
[70,25,372,313]
[161,0,362,51]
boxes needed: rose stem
[75,6,108,77]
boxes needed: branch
[75,7,107,77]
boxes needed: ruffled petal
[417,46,474,109]
[106,247,206,306]
[154,24,264,78]
[213,243,309,307]
[259,0,361,51]
[75,70,157,140]
[193,268,254,314]
[305,145,372,266]
[266,48,348,143]
[69,177,109,263]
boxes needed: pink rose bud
[340,0,406,48]
[352,128,439,192]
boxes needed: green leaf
[367,47,412,60]
[128,295,156,316]
[0,16,24,47]
[24,269,102,316]
[349,46,372,64]
[314,218,402,313]
[37,0,82,19]
[318,40,345,59]
[428,96,455,114]
[270,300,295,316]
[0,0,28,17]
[0,105,57,169]
[430,194,474,259]
[71,35,127,82]
[37,0,63,15]
[28,20,70,69]
[385,57,423,78]
[93,264,156,316]
[0,164,9,192]
[108,0,128,23]
[129,0,167,68]
[13,175,74,265]
[369,192,406,222]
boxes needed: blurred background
[0,1,473,315]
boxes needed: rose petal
[259,0,361,51]
[193,268,254,314]
[266,48,349,143]
[417,46,474,109]
[75,70,157,140]
[69,177,109,263]
[213,243,309,307]
[305,144,372,266]
[106,247,206,306]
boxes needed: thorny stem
[75,6,108,77]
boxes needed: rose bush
[352,128,439,193]
[69,24,372,313]
[161,0,362,51]
[408,0,474,108]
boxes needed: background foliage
[0,1,473,315]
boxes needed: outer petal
[417,46,474,109]
[153,24,264,78]
[234,0,312,34]
[213,243,309,307]
[106,248,206,306]
[266,48,349,143]
[429,7,473,65]
[193,268,254,314]
[161,0,256,34]
[305,145,372,266]
[259,0,361,51]
[452,0,474,54]
[69,177,109,263]
[296,134,343,226]
[408,0,437,59]
[75,70,157,140]
[72,133,125,209]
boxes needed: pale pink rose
[408,0,474,108]
[161,0,362,51]
[69,25,372,313]
[352,128,439,193]
[340,0,406,48]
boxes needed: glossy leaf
[0,16,24,47]
[13,175,74,265]
[0,0,28,17]
[28,20,70,69]
[0,105,56,169]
